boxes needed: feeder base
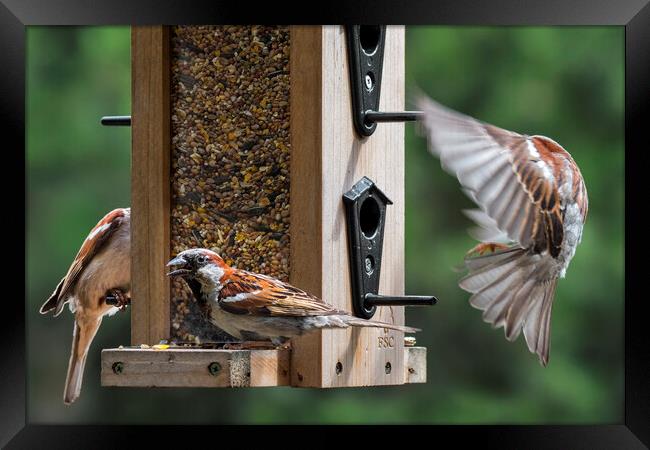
[100,346,426,388]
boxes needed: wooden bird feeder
[101,25,431,389]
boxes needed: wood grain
[100,347,421,387]
[404,346,427,384]
[101,348,291,387]
[289,25,324,386]
[131,26,171,345]
[290,26,407,387]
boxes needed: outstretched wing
[46,208,130,316]
[416,95,566,257]
[218,272,345,317]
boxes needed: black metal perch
[101,115,131,126]
[346,25,423,137]
[343,177,437,320]
[364,111,423,123]
[365,293,436,307]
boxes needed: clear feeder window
[170,25,291,343]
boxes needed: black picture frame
[5,0,647,447]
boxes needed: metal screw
[364,74,373,91]
[112,362,124,375]
[365,256,374,274]
[385,362,392,374]
[335,361,343,375]
[208,362,221,376]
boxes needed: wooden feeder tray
[101,345,426,388]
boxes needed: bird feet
[465,242,509,257]
[276,341,292,350]
[197,301,212,320]
[223,341,282,350]
[104,288,131,311]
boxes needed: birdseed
[170,25,291,343]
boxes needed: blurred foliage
[27,26,623,424]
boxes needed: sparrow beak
[166,256,191,277]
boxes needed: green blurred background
[27,26,624,423]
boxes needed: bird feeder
[101,25,432,389]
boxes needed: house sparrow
[39,208,131,404]
[416,95,588,366]
[166,248,418,346]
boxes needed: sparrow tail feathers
[63,316,102,405]
[459,246,557,366]
[341,316,420,334]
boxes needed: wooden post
[290,25,406,387]
[131,26,171,345]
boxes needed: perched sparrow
[167,248,418,345]
[39,208,131,404]
[416,95,588,366]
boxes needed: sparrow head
[166,248,230,287]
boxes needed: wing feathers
[487,175,519,221]
[416,95,567,252]
[462,209,509,243]
[40,276,66,316]
[218,272,344,317]
[473,161,511,205]
[42,208,129,315]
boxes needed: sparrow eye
[197,255,207,264]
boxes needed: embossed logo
[377,328,394,348]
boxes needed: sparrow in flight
[416,95,588,366]
[39,208,131,404]
[167,248,418,346]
